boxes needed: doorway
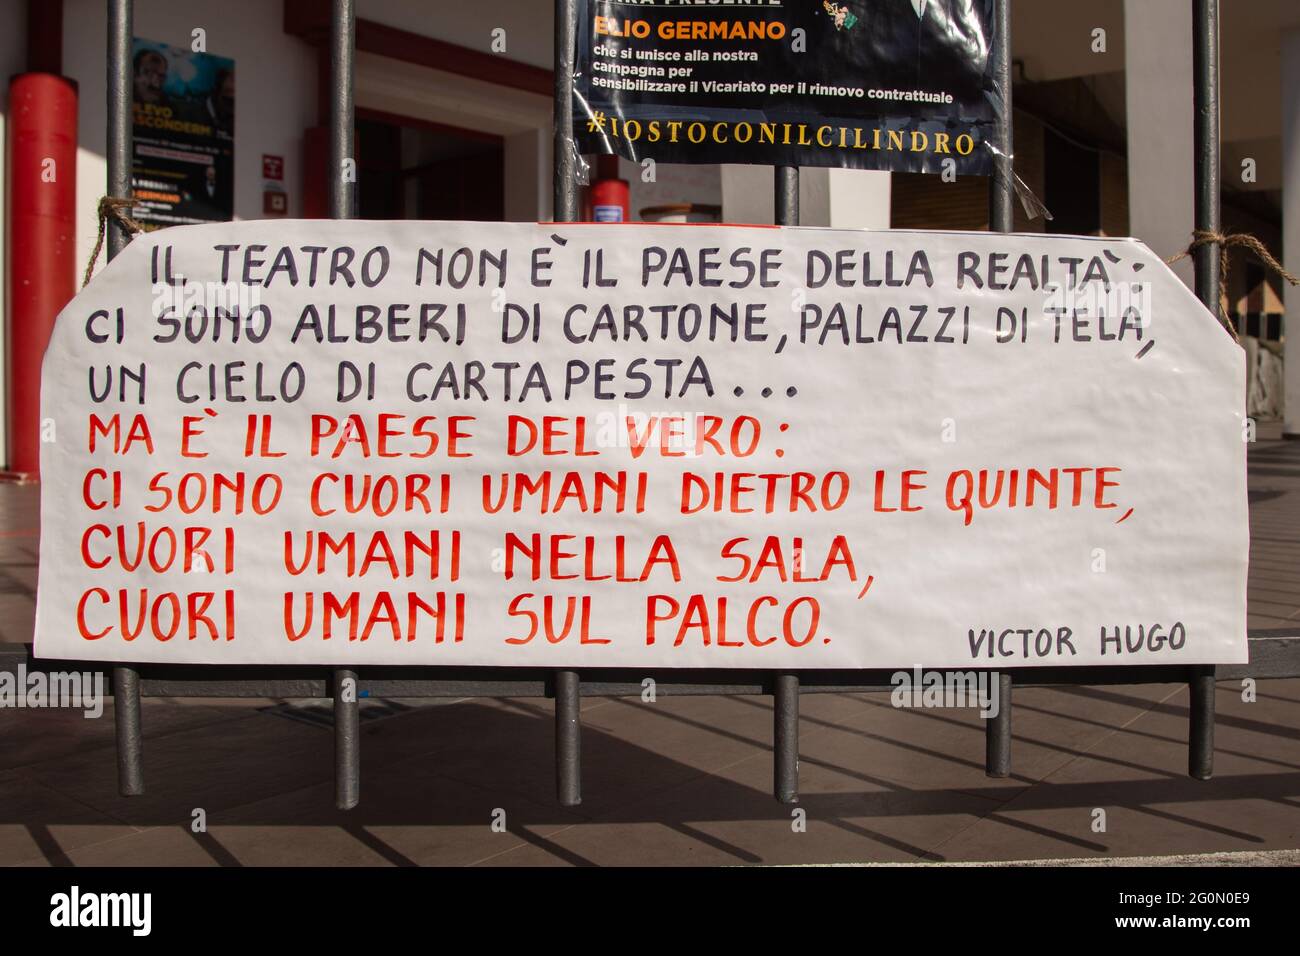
[356,110,504,221]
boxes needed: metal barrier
[8,625,1300,808]
[12,0,1297,813]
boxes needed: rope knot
[82,196,145,288]
[1166,230,1298,342]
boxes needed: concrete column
[801,169,892,229]
[720,165,773,224]
[1123,0,1194,286]
[1282,30,1300,434]
[721,165,891,228]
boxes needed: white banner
[35,221,1248,668]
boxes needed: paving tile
[931,683,1300,862]
[365,695,755,817]
[221,776,581,866]
[482,744,1005,866]
[58,826,226,867]
[0,698,260,773]
[0,768,137,866]
[22,708,333,827]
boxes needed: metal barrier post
[329,0,360,810]
[985,672,1012,777]
[1188,0,1220,781]
[983,0,1015,778]
[107,0,143,798]
[773,166,800,803]
[773,673,799,804]
[334,669,360,810]
[555,670,582,806]
[1188,665,1216,779]
[552,0,583,808]
[112,663,143,796]
[554,0,580,222]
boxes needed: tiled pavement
[0,429,1297,866]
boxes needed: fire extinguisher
[586,154,630,222]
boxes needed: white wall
[1123,0,1194,285]
[721,165,890,228]
[802,169,891,229]
[0,2,29,465]
[359,0,553,70]
[65,0,317,284]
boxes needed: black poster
[573,0,1000,174]
[131,38,236,229]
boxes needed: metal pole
[553,0,579,222]
[329,0,356,222]
[107,0,143,798]
[774,167,798,227]
[1189,0,1220,780]
[112,664,143,796]
[552,0,583,808]
[334,668,360,809]
[1192,0,1222,319]
[985,671,1012,777]
[983,0,1014,777]
[555,670,582,806]
[1188,666,1216,779]
[773,674,799,803]
[330,0,360,810]
[106,0,132,258]
[772,166,799,802]
[987,0,1014,234]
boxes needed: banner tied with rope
[1166,230,1300,341]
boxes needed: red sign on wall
[262,154,284,180]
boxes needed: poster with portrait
[131,38,235,228]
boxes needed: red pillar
[5,72,78,479]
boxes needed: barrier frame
[11,0,1295,814]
